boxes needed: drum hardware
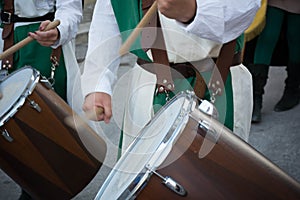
[40,76,54,89]
[0,69,8,81]
[209,80,222,104]
[145,164,187,196]
[0,96,24,126]
[198,99,219,120]
[1,129,13,142]
[48,52,59,87]
[195,98,220,142]
[155,86,171,101]
[47,64,56,87]
[26,97,41,112]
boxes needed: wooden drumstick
[119,1,157,56]
[64,107,104,130]
[0,20,61,60]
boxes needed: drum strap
[47,46,62,86]
[140,0,237,99]
[208,40,237,102]
[2,0,15,69]
[140,0,175,93]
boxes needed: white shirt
[81,0,260,97]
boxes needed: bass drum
[95,91,300,199]
[0,67,106,200]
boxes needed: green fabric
[153,77,195,113]
[152,73,233,130]
[254,6,300,65]
[202,72,234,130]
[9,23,67,100]
[111,0,150,61]
[235,34,244,53]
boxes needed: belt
[137,58,196,79]
[137,51,242,80]
[1,12,55,24]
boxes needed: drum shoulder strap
[208,40,237,97]
[2,0,14,69]
[141,0,175,92]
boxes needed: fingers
[39,20,51,31]
[83,92,112,123]
[27,20,59,46]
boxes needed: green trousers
[254,6,300,65]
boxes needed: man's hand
[83,92,112,124]
[28,20,60,46]
[156,0,197,23]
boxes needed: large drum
[0,67,106,200]
[95,92,300,199]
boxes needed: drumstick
[0,20,61,60]
[64,107,104,130]
[119,1,157,56]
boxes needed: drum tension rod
[1,129,13,142]
[145,164,187,196]
[26,97,41,112]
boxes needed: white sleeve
[81,0,122,97]
[179,0,261,43]
[53,0,83,47]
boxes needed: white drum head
[0,67,39,126]
[95,92,196,200]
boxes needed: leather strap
[2,0,14,69]
[151,15,175,92]
[50,46,62,67]
[0,12,55,24]
[208,39,237,100]
[141,0,174,92]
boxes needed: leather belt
[138,58,195,79]
[138,51,242,80]
[1,12,54,24]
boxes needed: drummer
[0,0,82,199]
[81,0,260,155]
[0,0,82,103]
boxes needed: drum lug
[163,176,187,196]
[40,76,53,89]
[146,165,187,196]
[27,98,42,112]
[1,129,13,142]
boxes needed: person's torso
[111,0,223,63]
[0,0,55,17]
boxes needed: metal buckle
[1,11,12,24]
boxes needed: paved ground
[0,1,299,199]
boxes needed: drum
[0,67,106,200]
[95,91,300,199]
